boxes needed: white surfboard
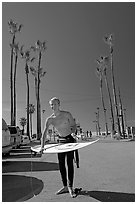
[31,139,99,154]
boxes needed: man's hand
[40,147,44,156]
[45,139,50,143]
[40,140,49,155]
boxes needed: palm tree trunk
[30,113,32,139]
[104,74,115,135]
[110,48,121,136]
[10,35,15,126]
[118,88,125,138]
[25,63,30,139]
[37,52,42,140]
[22,126,24,135]
[13,53,18,126]
[97,108,101,135]
[34,77,38,139]
[100,78,109,135]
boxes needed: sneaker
[56,186,69,195]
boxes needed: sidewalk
[2,139,135,202]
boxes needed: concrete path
[2,138,135,202]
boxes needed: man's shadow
[79,190,135,202]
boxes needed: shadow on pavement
[2,174,44,202]
[80,190,135,202]
[2,161,59,173]
[3,153,42,159]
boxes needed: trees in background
[95,34,125,137]
[28,103,35,139]
[96,57,109,136]
[103,34,122,136]
[8,19,23,126]
[20,47,35,138]
[7,20,47,140]
[30,40,47,140]
[19,117,27,135]
[96,56,115,135]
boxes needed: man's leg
[67,151,74,187]
[56,152,68,194]
[67,151,76,197]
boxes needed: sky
[2,2,135,134]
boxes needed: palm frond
[30,46,36,52]
[18,24,23,32]
[103,56,109,64]
[30,66,37,77]
[103,34,113,46]
[20,45,24,57]
[103,67,107,76]
[10,42,20,54]
[96,59,101,65]
[103,35,109,44]
[30,57,35,62]
[40,71,47,78]
[95,67,101,79]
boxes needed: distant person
[41,97,77,198]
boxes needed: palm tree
[28,104,35,139]
[103,34,121,136]
[97,107,101,135]
[30,40,47,140]
[93,120,98,136]
[20,47,35,138]
[19,117,27,135]
[96,58,109,135]
[8,19,23,126]
[118,88,125,138]
[10,42,20,126]
[98,56,115,136]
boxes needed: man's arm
[41,117,51,150]
[67,112,77,134]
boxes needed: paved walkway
[2,138,135,202]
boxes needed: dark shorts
[58,134,76,143]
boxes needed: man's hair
[49,97,60,105]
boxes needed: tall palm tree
[20,47,35,138]
[28,103,35,139]
[8,19,23,126]
[96,58,109,135]
[10,42,20,126]
[30,40,47,140]
[97,107,101,135]
[93,120,98,136]
[98,56,115,136]
[118,88,125,138]
[19,117,27,135]
[103,34,121,136]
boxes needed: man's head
[49,97,60,111]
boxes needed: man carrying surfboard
[41,97,77,198]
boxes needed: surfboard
[31,139,99,154]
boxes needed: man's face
[49,100,59,111]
